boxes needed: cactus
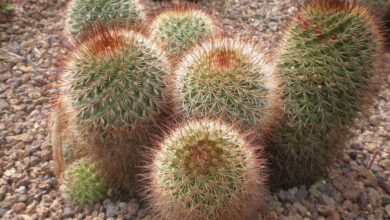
[63,160,107,205]
[148,6,219,55]
[269,0,384,188]
[65,0,145,40]
[174,37,281,136]
[143,119,267,220]
[61,27,172,191]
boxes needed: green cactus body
[62,28,172,191]
[149,6,218,55]
[270,0,384,187]
[144,119,267,220]
[63,160,107,205]
[65,0,145,40]
[174,37,281,135]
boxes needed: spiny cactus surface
[174,37,281,135]
[148,6,218,55]
[61,27,172,191]
[65,0,145,40]
[270,0,384,188]
[143,119,267,220]
[63,160,107,205]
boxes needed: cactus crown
[63,160,107,205]
[62,27,171,145]
[175,37,280,131]
[278,0,383,131]
[65,0,145,40]
[145,119,267,220]
[149,6,218,55]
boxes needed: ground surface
[0,0,389,219]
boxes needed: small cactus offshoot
[148,6,218,55]
[65,0,145,40]
[143,119,268,220]
[63,160,107,205]
[270,0,384,188]
[174,37,281,135]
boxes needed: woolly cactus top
[61,28,171,145]
[145,119,267,220]
[65,0,145,40]
[149,6,218,55]
[278,0,384,131]
[63,160,107,205]
[174,37,281,132]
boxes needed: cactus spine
[61,27,172,192]
[270,0,384,187]
[174,37,281,136]
[143,119,267,220]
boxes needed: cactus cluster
[63,160,107,205]
[61,27,172,191]
[143,119,267,220]
[148,6,218,55]
[55,0,384,218]
[65,0,145,40]
[174,37,281,135]
[269,0,384,187]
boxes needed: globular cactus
[269,0,384,188]
[148,6,219,55]
[62,160,107,205]
[61,27,172,192]
[65,0,145,40]
[143,119,267,220]
[174,37,281,136]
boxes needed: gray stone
[18,194,28,202]
[385,205,390,215]
[316,204,333,216]
[319,194,336,212]
[0,208,7,217]
[118,202,128,215]
[127,199,139,216]
[32,75,47,86]
[294,185,308,202]
[0,72,11,82]
[62,206,74,218]
[358,191,368,209]
[367,187,381,207]
[103,199,118,218]
[277,190,294,203]
[0,99,9,110]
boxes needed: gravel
[0,0,389,219]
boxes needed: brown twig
[367,151,379,170]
